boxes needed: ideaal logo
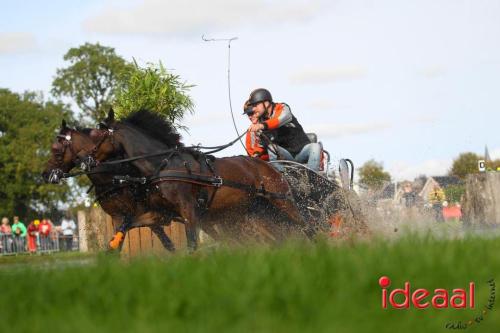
[378,276,496,329]
[379,276,475,309]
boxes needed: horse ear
[61,119,67,129]
[105,108,115,124]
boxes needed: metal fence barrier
[0,233,79,255]
[37,234,59,253]
[0,234,25,254]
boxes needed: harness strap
[150,171,223,187]
[196,154,211,211]
[154,151,176,176]
[148,171,290,200]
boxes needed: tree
[358,159,391,191]
[51,43,133,124]
[486,159,500,171]
[0,89,74,220]
[113,61,194,129]
[449,152,481,179]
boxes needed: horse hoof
[109,232,124,250]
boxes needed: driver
[244,88,322,171]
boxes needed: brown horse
[89,110,312,250]
[42,120,177,252]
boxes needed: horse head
[42,119,117,184]
[94,109,183,175]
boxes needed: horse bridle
[79,127,117,171]
[48,128,116,183]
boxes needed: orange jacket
[245,131,269,161]
[262,103,292,131]
[261,103,311,155]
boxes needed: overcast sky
[1,0,499,180]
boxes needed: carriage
[269,133,364,236]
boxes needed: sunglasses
[246,111,255,116]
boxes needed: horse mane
[121,109,183,148]
[119,110,212,160]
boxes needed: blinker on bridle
[57,134,72,141]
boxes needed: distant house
[377,181,415,203]
[419,176,463,202]
[378,182,396,200]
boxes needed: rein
[96,131,247,166]
[62,168,114,179]
[59,131,246,178]
[56,128,289,201]
[257,131,284,160]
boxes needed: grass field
[0,234,498,333]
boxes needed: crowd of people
[0,215,77,254]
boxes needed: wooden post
[77,210,88,252]
[89,206,108,250]
[170,220,187,249]
[81,205,188,256]
[463,172,500,227]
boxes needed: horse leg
[185,219,198,253]
[177,203,200,253]
[149,224,175,252]
[130,211,178,252]
[156,183,202,252]
[109,215,132,251]
[198,222,221,243]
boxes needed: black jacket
[262,103,311,156]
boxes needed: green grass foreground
[0,235,499,333]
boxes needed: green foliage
[113,61,194,129]
[51,44,194,128]
[449,152,481,179]
[51,43,133,124]
[443,184,465,203]
[358,159,391,190]
[0,89,74,220]
[486,159,500,171]
[1,237,500,332]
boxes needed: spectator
[1,217,13,253]
[47,219,59,248]
[1,217,12,233]
[39,219,52,250]
[11,216,27,252]
[27,220,40,253]
[401,182,417,220]
[61,216,76,251]
[428,185,446,222]
[402,182,417,208]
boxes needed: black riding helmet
[247,88,273,106]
